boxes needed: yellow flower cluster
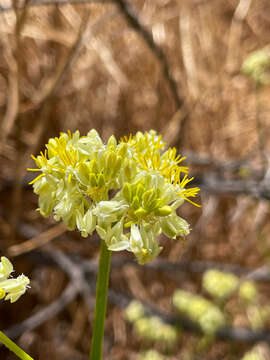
[29,130,200,264]
[173,290,225,335]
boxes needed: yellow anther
[29,173,46,185]
[0,288,5,299]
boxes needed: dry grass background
[1,0,270,359]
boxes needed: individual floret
[0,257,30,303]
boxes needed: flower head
[0,257,30,303]
[29,130,200,264]
[202,269,239,301]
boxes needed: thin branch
[19,11,91,115]
[4,247,91,339]
[114,0,184,110]
[114,0,189,147]
[6,224,66,257]
[226,0,252,72]
[0,38,19,149]
[0,0,110,12]
[4,282,78,338]
[8,0,31,242]
[197,173,270,201]
[179,5,198,99]
[183,150,253,172]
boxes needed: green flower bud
[131,196,140,210]
[136,183,145,199]
[107,135,117,148]
[105,151,116,176]
[122,183,132,202]
[112,156,123,177]
[117,142,128,157]
[142,189,155,209]
[97,174,105,187]
[155,205,172,216]
[75,162,90,186]
[145,198,160,212]
[134,207,149,218]
[124,161,134,181]
[90,173,97,187]
[89,159,98,174]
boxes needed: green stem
[89,239,112,360]
[0,331,34,360]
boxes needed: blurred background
[1,0,270,359]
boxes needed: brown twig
[114,0,189,147]
[226,0,252,73]
[6,223,67,257]
[8,0,31,242]
[0,38,19,148]
[19,11,91,115]
[0,0,110,12]
[4,246,91,339]
[179,5,198,100]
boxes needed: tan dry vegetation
[1,0,270,359]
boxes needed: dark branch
[114,0,185,110]
[114,0,189,147]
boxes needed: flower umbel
[29,130,200,264]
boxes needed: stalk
[0,331,34,360]
[89,239,112,360]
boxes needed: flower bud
[134,207,149,218]
[155,205,172,217]
[107,135,117,148]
